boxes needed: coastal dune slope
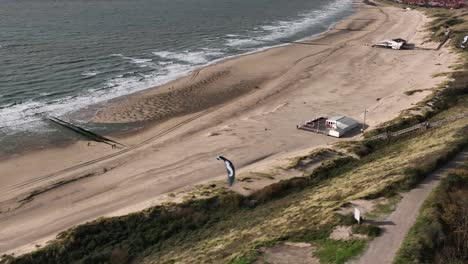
[0,1,457,256]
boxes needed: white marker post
[354,208,361,224]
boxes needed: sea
[0,0,354,157]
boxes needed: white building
[325,116,359,138]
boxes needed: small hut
[325,116,359,138]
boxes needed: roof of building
[328,116,344,121]
[329,116,359,130]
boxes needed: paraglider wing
[216,156,236,186]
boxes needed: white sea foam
[152,48,225,65]
[2,47,227,131]
[262,0,351,40]
[111,53,154,67]
[158,61,173,65]
[225,38,263,47]
[199,48,225,56]
[224,0,353,47]
[81,70,100,77]
[0,56,203,131]
[153,51,208,64]
[130,58,152,64]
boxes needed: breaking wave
[224,0,353,47]
[81,70,101,77]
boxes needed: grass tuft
[314,239,367,264]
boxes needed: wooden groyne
[47,117,125,147]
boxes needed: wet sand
[0,1,458,256]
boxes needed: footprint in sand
[206,124,234,137]
[242,102,289,121]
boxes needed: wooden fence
[365,112,468,141]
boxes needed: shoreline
[0,1,356,160]
[0,0,460,256]
[0,3,358,160]
[90,8,363,125]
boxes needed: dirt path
[353,149,468,264]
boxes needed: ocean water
[0,0,354,156]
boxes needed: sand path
[0,1,457,256]
[354,149,468,264]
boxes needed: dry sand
[256,242,319,264]
[0,1,458,256]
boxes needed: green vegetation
[393,162,468,264]
[334,141,370,157]
[252,155,357,202]
[365,195,402,219]
[228,257,255,264]
[285,148,336,170]
[423,8,468,45]
[314,239,367,264]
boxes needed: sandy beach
[0,0,458,256]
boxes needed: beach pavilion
[325,116,359,137]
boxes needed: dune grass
[393,161,468,264]
[365,195,402,220]
[314,239,367,264]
